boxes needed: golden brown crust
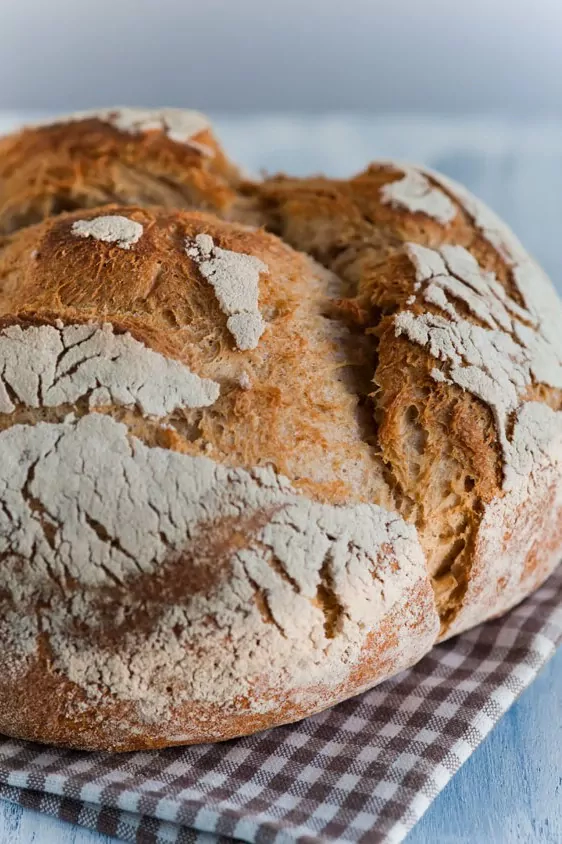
[0,205,393,504]
[0,120,559,750]
[0,109,242,235]
[0,580,435,751]
[244,165,562,629]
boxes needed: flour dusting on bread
[0,123,560,750]
[238,371,252,389]
[0,412,436,719]
[397,242,562,476]
[0,323,219,417]
[380,168,457,224]
[420,167,562,356]
[186,233,267,350]
[28,107,211,152]
[71,215,143,249]
[447,401,562,635]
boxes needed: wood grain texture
[0,112,559,843]
[0,800,114,843]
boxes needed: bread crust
[0,120,559,750]
[0,579,436,751]
[249,165,562,631]
[0,108,242,235]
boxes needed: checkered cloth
[0,567,558,844]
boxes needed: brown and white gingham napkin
[0,567,560,844]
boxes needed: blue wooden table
[0,113,560,843]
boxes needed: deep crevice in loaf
[237,175,504,634]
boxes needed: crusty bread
[0,113,560,751]
[0,108,243,234]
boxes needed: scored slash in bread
[0,111,559,751]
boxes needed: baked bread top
[247,164,562,632]
[0,108,242,234]
[0,113,560,750]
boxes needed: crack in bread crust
[245,164,562,634]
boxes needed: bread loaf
[0,112,559,751]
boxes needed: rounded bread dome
[0,115,559,750]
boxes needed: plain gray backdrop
[1,0,561,113]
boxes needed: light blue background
[1,1,562,114]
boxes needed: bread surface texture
[0,108,242,235]
[0,114,560,750]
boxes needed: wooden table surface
[0,113,560,843]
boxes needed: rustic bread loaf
[0,114,560,751]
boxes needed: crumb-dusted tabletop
[0,112,560,844]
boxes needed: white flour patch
[0,413,437,718]
[380,169,457,224]
[28,107,212,153]
[0,323,219,417]
[419,167,562,364]
[186,233,268,350]
[71,215,143,250]
[422,168,528,264]
[396,242,562,484]
[396,230,562,634]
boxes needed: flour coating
[0,323,219,417]
[420,167,562,361]
[29,107,211,152]
[0,413,435,717]
[395,233,562,634]
[71,215,143,249]
[186,234,268,350]
[397,241,562,477]
[447,401,562,635]
[380,169,457,224]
